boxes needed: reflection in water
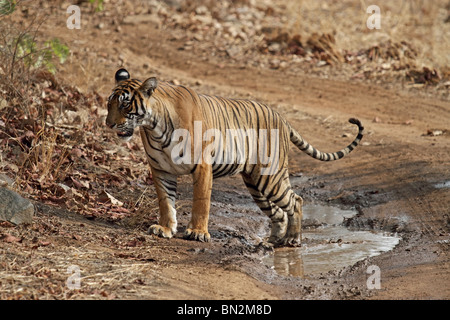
[268,247,305,277]
[262,204,401,277]
[264,228,400,277]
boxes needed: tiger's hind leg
[243,175,288,244]
[276,192,303,246]
[243,179,288,244]
[268,182,303,246]
[243,172,303,246]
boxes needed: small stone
[195,5,208,15]
[0,98,7,110]
[193,34,204,41]
[268,42,281,53]
[269,59,280,69]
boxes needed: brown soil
[0,0,449,300]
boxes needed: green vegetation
[0,0,69,79]
[0,0,16,16]
[88,0,104,12]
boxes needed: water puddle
[262,204,400,278]
[434,180,450,189]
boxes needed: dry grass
[278,0,449,69]
[15,127,70,187]
[24,0,448,97]
[0,209,164,300]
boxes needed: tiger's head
[106,68,158,141]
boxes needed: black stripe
[144,148,159,165]
[271,186,290,206]
[179,85,197,102]
[190,164,198,174]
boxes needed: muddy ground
[0,1,449,300]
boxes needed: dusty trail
[116,19,450,299]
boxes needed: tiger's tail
[289,118,364,161]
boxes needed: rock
[268,42,281,53]
[226,46,241,58]
[381,62,391,70]
[226,25,239,38]
[195,15,213,25]
[269,59,280,69]
[195,5,208,15]
[193,34,204,41]
[0,98,7,110]
[0,187,34,225]
[426,129,444,137]
[0,174,13,187]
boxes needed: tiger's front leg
[184,164,212,242]
[148,168,178,239]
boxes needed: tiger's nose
[106,120,116,129]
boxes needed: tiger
[106,68,364,246]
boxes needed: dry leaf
[39,240,52,246]
[1,234,22,243]
[372,117,382,123]
[426,129,445,136]
[98,190,124,206]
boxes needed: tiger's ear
[139,77,158,97]
[115,68,130,84]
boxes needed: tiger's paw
[184,228,211,242]
[269,233,301,247]
[280,236,301,247]
[148,224,174,239]
[257,241,274,252]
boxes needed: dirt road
[0,1,448,300]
